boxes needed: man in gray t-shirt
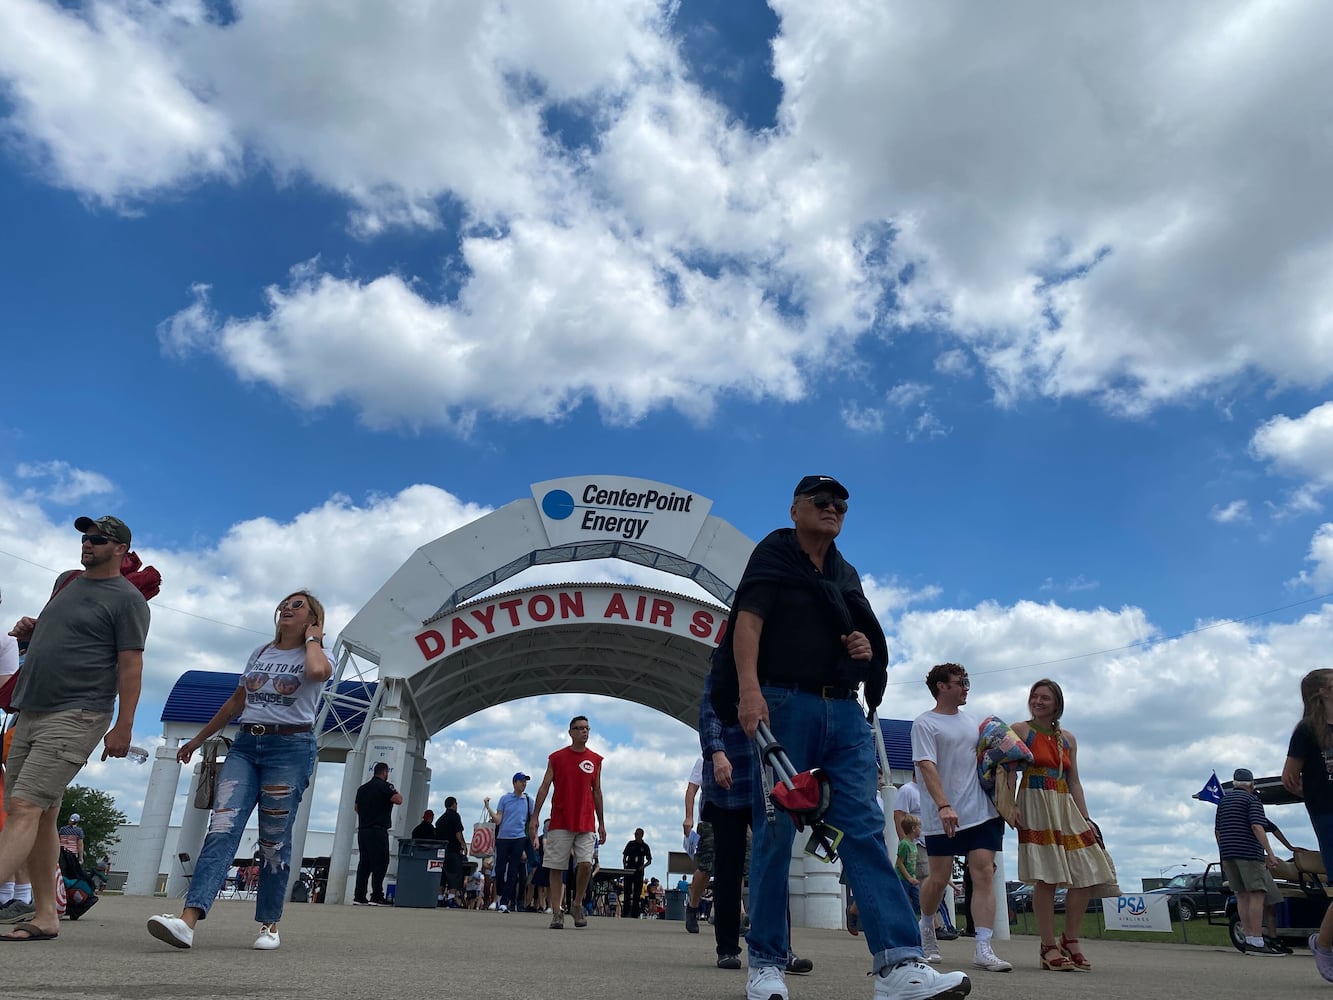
[0,515,149,941]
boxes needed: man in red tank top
[531,715,606,929]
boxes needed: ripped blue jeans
[186,731,316,925]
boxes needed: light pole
[1190,857,1210,868]
[1158,863,1186,878]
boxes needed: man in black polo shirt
[353,762,402,905]
[622,828,652,918]
[727,475,969,1000]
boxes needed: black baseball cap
[793,475,849,500]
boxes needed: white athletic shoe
[919,917,942,963]
[875,959,971,1000]
[972,943,1012,972]
[253,925,280,950]
[147,913,194,949]
[746,965,789,1000]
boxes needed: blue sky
[3,0,1333,890]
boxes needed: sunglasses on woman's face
[277,599,306,612]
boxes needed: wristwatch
[305,635,322,644]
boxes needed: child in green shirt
[895,814,922,915]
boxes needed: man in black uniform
[622,828,652,918]
[721,475,970,1000]
[353,762,402,905]
[410,810,437,840]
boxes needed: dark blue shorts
[924,816,1005,857]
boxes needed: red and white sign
[413,584,729,664]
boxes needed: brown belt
[240,723,313,736]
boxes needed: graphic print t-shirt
[238,643,323,727]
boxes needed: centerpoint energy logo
[532,475,713,553]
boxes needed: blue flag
[1193,771,1222,804]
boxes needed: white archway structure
[318,476,757,904]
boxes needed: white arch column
[326,748,365,905]
[285,759,320,901]
[124,745,183,896]
[165,764,210,897]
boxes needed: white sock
[976,927,993,946]
[0,881,13,904]
[13,883,31,904]
[1246,935,1265,947]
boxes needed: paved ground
[5,896,1330,999]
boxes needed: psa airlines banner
[414,584,729,664]
[532,475,713,553]
[1100,893,1172,932]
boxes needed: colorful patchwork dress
[1016,726,1115,888]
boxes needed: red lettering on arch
[604,593,630,620]
[416,629,446,661]
[498,599,523,626]
[689,610,713,638]
[529,594,555,622]
[470,604,497,634]
[649,599,673,627]
[558,590,584,619]
[451,617,479,645]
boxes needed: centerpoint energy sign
[532,475,713,551]
[415,584,730,663]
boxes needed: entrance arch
[319,476,755,903]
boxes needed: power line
[0,547,269,636]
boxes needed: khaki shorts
[543,829,595,869]
[1222,858,1281,903]
[5,708,112,811]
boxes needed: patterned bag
[193,737,232,810]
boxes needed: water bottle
[126,745,150,764]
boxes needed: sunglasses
[804,493,848,513]
[81,534,116,546]
[277,598,306,611]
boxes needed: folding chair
[177,852,194,898]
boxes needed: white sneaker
[253,925,280,950]
[146,913,193,949]
[875,959,971,1000]
[746,965,789,1000]
[498,903,508,913]
[919,917,942,963]
[972,943,1012,972]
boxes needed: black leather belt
[241,723,313,736]
[763,680,858,701]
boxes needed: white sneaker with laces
[746,965,789,1000]
[253,925,280,950]
[146,913,194,949]
[972,943,1012,972]
[875,959,971,1000]
[919,917,942,963]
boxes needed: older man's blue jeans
[747,687,922,974]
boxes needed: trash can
[396,839,447,909]
[664,888,686,921]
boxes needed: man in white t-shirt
[911,663,1009,973]
[682,757,708,934]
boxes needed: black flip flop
[0,921,58,942]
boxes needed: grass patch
[1008,909,1233,947]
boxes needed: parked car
[1007,883,1103,914]
[1144,870,1226,921]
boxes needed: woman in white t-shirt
[147,590,332,953]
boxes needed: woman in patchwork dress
[1013,678,1113,972]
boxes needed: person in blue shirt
[490,772,533,912]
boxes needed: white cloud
[15,460,114,504]
[907,408,950,442]
[934,349,972,378]
[885,382,929,409]
[840,402,884,434]
[1209,499,1249,524]
[5,3,1329,425]
[1039,575,1100,594]
[1291,523,1333,591]
[1251,402,1333,485]
[0,0,237,204]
